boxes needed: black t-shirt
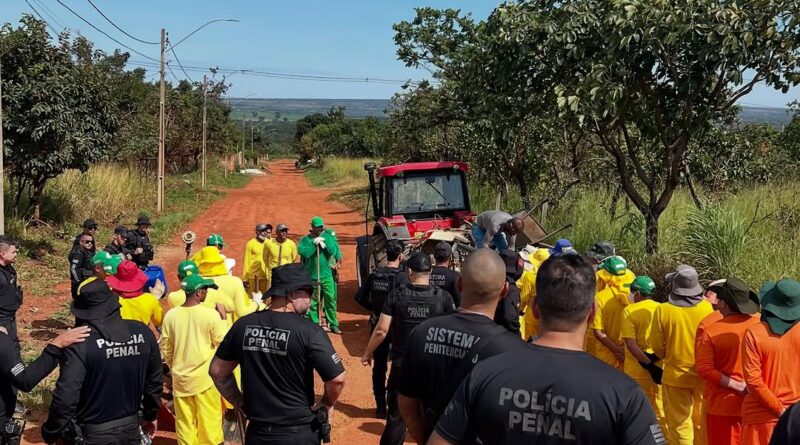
[0,265,20,318]
[382,284,454,362]
[771,402,800,445]
[69,249,94,284]
[104,243,133,260]
[435,345,663,445]
[399,312,526,417]
[430,266,462,308]
[41,320,163,442]
[0,332,61,420]
[215,310,345,425]
[494,279,521,334]
[127,230,153,267]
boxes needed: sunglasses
[88,226,98,230]
[82,240,94,244]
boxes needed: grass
[306,157,800,287]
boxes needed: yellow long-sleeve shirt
[160,304,228,396]
[242,238,267,280]
[649,300,714,388]
[262,238,298,274]
[621,299,662,380]
[167,288,229,318]
[119,292,164,328]
[207,274,258,322]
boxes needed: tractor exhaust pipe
[364,162,381,220]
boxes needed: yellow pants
[174,385,224,445]
[635,378,667,434]
[663,384,705,445]
[247,276,270,294]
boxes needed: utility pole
[250,122,254,153]
[157,29,167,212]
[0,63,5,235]
[201,75,207,190]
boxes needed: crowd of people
[0,208,799,445]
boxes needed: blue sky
[1,0,798,107]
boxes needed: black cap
[434,242,452,260]
[266,263,314,297]
[407,251,432,273]
[136,215,151,226]
[114,225,128,235]
[83,219,98,228]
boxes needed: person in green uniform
[298,216,342,334]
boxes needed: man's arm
[233,278,258,318]
[647,307,666,359]
[317,371,346,416]
[41,347,86,444]
[361,314,391,365]
[69,252,81,282]
[398,395,427,445]
[696,332,745,393]
[141,332,164,438]
[3,327,90,392]
[297,236,315,259]
[160,322,173,368]
[743,329,784,416]
[210,356,243,409]
[624,338,652,364]
[288,241,298,263]
[594,329,624,356]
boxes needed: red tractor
[355,161,477,286]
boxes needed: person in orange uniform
[589,256,634,368]
[649,265,713,445]
[694,277,761,445]
[741,278,800,444]
[621,276,666,431]
[108,259,164,329]
[696,278,727,340]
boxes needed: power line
[23,0,60,35]
[54,0,159,62]
[167,43,195,83]
[31,0,66,30]
[85,0,159,45]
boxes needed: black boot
[375,399,387,419]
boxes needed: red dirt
[20,160,394,444]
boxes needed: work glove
[313,237,327,249]
[638,360,664,385]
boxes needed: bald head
[459,249,507,306]
[505,218,524,236]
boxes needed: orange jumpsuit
[695,313,761,445]
[741,322,800,444]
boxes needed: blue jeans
[471,226,509,250]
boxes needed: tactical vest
[393,285,448,331]
[369,267,398,314]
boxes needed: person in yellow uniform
[161,273,228,445]
[588,256,634,367]
[516,246,550,340]
[621,276,667,433]
[166,260,227,320]
[193,246,258,322]
[108,259,164,329]
[242,224,270,295]
[263,223,298,280]
[649,265,714,445]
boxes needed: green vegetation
[306,157,800,287]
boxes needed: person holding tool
[41,280,163,444]
[209,263,346,445]
[298,217,342,334]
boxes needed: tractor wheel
[369,232,389,270]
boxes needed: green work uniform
[298,230,342,328]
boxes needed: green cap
[599,255,628,276]
[181,274,219,293]
[178,260,199,279]
[102,255,123,275]
[311,216,324,227]
[92,251,113,266]
[629,276,656,296]
[207,234,225,247]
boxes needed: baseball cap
[102,255,123,275]
[207,234,225,247]
[181,274,219,293]
[114,225,128,235]
[407,251,432,273]
[266,263,314,297]
[599,256,628,276]
[83,219,98,229]
[177,260,199,279]
[256,223,269,232]
[276,223,289,232]
[92,251,112,266]
[629,276,656,296]
[311,216,324,227]
[549,239,574,255]
[135,215,151,226]
[707,277,759,315]
[434,242,452,260]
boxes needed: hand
[49,326,91,349]
[135,247,144,254]
[361,353,373,367]
[313,402,334,418]
[313,237,326,249]
[252,292,263,304]
[149,279,166,299]
[140,419,157,439]
[614,352,625,363]
[730,379,748,395]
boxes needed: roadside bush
[680,206,751,280]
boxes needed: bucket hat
[107,260,148,294]
[707,277,760,315]
[266,264,314,297]
[667,266,704,307]
[759,279,800,335]
[72,280,130,343]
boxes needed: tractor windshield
[390,171,467,215]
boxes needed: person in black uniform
[771,401,800,445]
[69,234,95,300]
[494,249,522,334]
[1,325,90,445]
[41,280,163,444]
[104,226,133,260]
[429,254,662,445]
[354,240,404,419]
[209,264,346,445]
[71,219,98,253]
[361,251,455,445]
[429,242,462,308]
[0,237,22,351]
[398,249,526,444]
[127,216,154,270]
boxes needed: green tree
[295,112,331,142]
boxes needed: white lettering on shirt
[242,325,291,356]
[423,327,481,359]
[499,387,591,440]
[96,333,145,359]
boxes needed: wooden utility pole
[157,29,167,212]
[201,75,207,190]
[0,63,5,235]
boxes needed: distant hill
[228,98,794,127]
